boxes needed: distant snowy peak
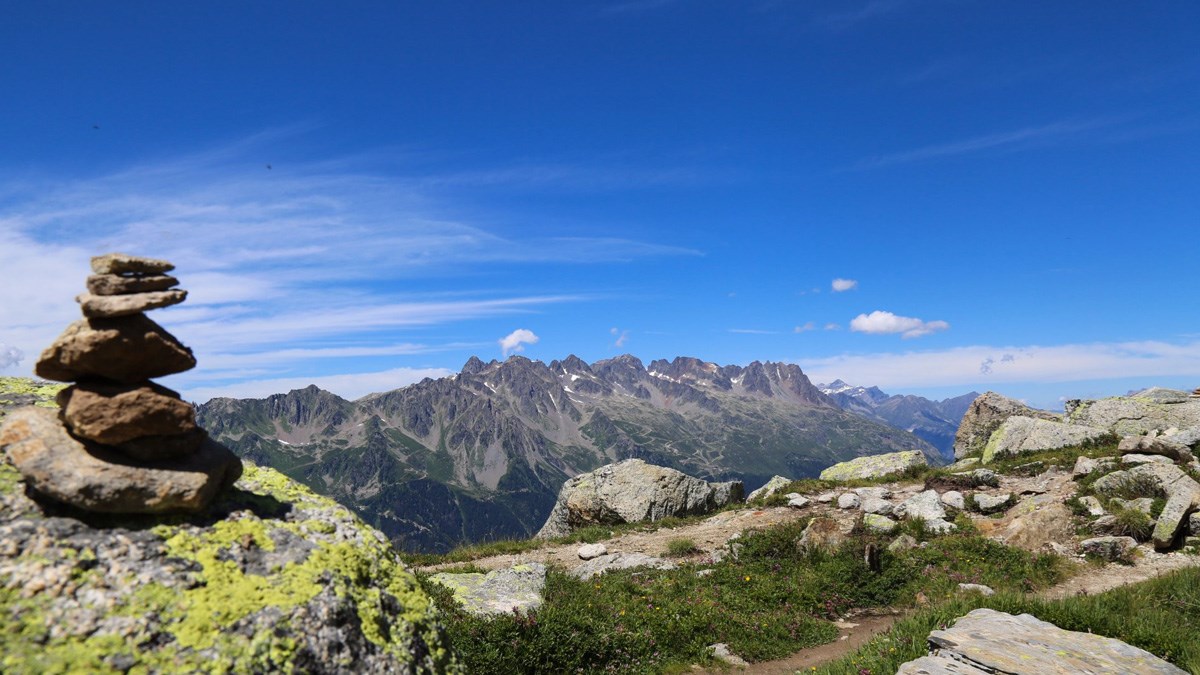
[817,380,889,404]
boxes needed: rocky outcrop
[894,490,956,533]
[0,462,460,673]
[981,416,1109,463]
[747,475,791,501]
[535,459,743,539]
[570,552,678,580]
[897,608,1185,674]
[4,253,240,514]
[429,563,547,616]
[818,450,926,481]
[953,392,1059,459]
[1118,433,1194,463]
[1065,388,1200,436]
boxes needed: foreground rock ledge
[0,407,239,514]
[897,608,1186,674]
[0,461,462,673]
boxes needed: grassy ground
[422,519,1066,674]
[817,566,1200,674]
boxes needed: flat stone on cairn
[0,252,240,514]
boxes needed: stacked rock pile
[0,253,241,514]
[1191,387,1200,399]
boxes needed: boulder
[897,608,1186,674]
[1081,536,1138,561]
[1109,497,1154,515]
[940,491,965,510]
[1078,495,1106,517]
[860,497,893,515]
[77,290,187,319]
[1164,426,1200,449]
[784,493,809,509]
[981,416,1109,464]
[56,381,196,446]
[957,583,995,596]
[90,252,175,275]
[747,475,791,502]
[1093,462,1197,497]
[1152,484,1200,550]
[888,534,919,553]
[973,493,1013,515]
[708,643,749,667]
[953,392,1059,459]
[862,513,897,533]
[577,543,608,560]
[35,315,196,383]
[570,552,677,580]
[535,459,744,539]
[429,563,547,616]
[86,273,179,296]
[991,495,1075,552]
[837,493,861,510]
[0,462,460,673]
[894,490,947,523]
[797,517,851,554]
[1189,512,1200,535]
[1118,434,1194,463]
[818,450,926,481]
[1072,455,1099,478]
[1,407,241,514]
[853,486,893,499]
[1121,453,1173,466]
[1066,392,1200,437]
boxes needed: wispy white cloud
[499,328,539,356]
[610,327,630,348]
[0,343,23,370]
[824,323,841,331]
[729,328,779,335]
[180,366,453,403]
[0,131,696,389]
[794,322,816,333]
[816,0,910,30]
[850,310,949,339]
[799,340,1200,390]
[831,278,858,292]
[852,118,1118,169]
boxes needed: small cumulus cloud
[794,322,816,333]
[610,327,630,348]
[850,310,949,339]
[832,278,858,292]
[981,352,1018,375]
[0,343,24,370]
[499,328,539,356]
[824,323,841,331]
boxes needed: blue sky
[1,1,1198,409]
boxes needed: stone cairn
[0,253,241,514]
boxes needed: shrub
[664,538,701,557]
[1109,508,1153,541]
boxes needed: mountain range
[196,355,960,552]
[816,380,979,462]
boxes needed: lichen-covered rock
[428,563,546,616]
[818,450,926,481]
[535,459,744,538]
[1118,434,1194,463]
[747,475,791,502]
[896,608,1185,674]
[35,315,196,383]
[972,492,1013,515]
[1093,462,1197,497]
[1,407,239,514]
[0,377,65,421]
[860,497,893,515]
[837,493,860,509]
[953,392,1059,459]
[992,495,1074,552]
[981,416,1109,464]
[894,490,947,523]
[862,513,897,533]
[1152,484,1200,550]
[1066,391,1200,437]
[0,461,461,673]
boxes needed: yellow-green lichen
[0,376,66,404]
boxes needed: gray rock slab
[982,416,1109,463]
[819,450,926,481]
[1122,453,1174,465]
[708,643,749,667]
[429,563,547,616]
[860,497,893,515]
[570,552,677,580]
[784,493,809,509]
[898,608,1186,674]
[1190,512,1200,535]
[973,493,1013,514]
[940,491,965,510]
[77,290,187,318]
[1110,497,1154,515]
[854,486,892,500]
[957,583,995,596]
[1068,394,1200,437]
[837,493,861,509]
[1152,484,1200,550]
[1079,495,1106,517]
[953,392,1061,459]
[1094,462,1198,497]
